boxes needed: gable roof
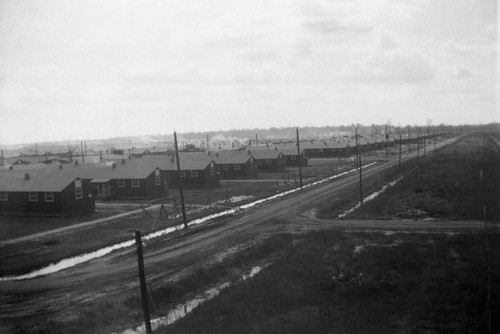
[208,151,253,164]
[299,140,351,149]
[140,152,214,171]
[0,160,160,182]
[247,140,351,152]
[277,148,307,156]
[249,150,284,159]
[0,169,80,192]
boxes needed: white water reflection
[1,163,376,281]
[0,239,135,281]
[337,175,403,218]
[117,266,266,334]
[216,195,254,204]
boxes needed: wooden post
[296,128,303,189]
[174,131,188,230]
[399,132,402,170]
[423,129,426,156]
[80,141,85,163]
[385,124,388,157]
[355,128,359,169]
[359,154,363,205]
[417,129,420,161]
[483,206,491,333]
[408,126,411,152]
[134,231,153,334]
[160,204,168,219]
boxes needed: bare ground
[1,135,498,333]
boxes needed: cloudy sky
[0,0,497,145]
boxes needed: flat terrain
[0,134,498,333]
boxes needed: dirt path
[0,138,466,321]
[0,204,163,246]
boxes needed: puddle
[337,175,403,219]
[116,265,266,334]
[0,239,136,281]
[1,164,376,282]
[216,195,254,204]
[354,239,403,255]
[354,245,365,254]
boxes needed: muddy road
[1,138,476,321]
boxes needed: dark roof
[277,148,307,156]
[208,151,253,164]
[249,150,284,159]
[59,160,160,179]
[140,152,214,171]
[0,169,80,192]
[247,140,350,151]
[0,160,160,182]
[4,155,60,165]
[299,141,351,149]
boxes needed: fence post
[134,231,153,334]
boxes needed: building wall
[218,160,257,179]
[167,163,220,187]
[304,148,350,158]
[283,153,308,167]
[0,192,62,215]
[114,171,164,200]
[60,180,95,215]
[254,156,285,172]
[0,180,95,217]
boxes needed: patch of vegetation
[316,161,415,219]
[346,134,500,220]
[6,232,296,333]
[166,231,500,334]
[7,230,499,333]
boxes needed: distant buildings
[210,150,257,179]
[1,131,438,217]
[249,150,286,172]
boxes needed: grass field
[17,229,498,334]
[4,134,499,333]
[163,133,500,334]
[166,231,499,334]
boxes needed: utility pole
[80,141,85,163]
[408,126,411,152]
[399,132,402,170]
[359,151,363,205]
[484,206,492,333]
[255,133,258,146]
[385,124,388,157]
[355,128,363,204]
[174,131,188,230]
[296,128,303,189]
[417,129,420,161]
[434,130,437,150]
[134,231,153,334]
[355,128,359,169]
[423,129,426,156]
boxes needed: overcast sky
[0,0,497,145]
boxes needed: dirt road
[2,138,483,322]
